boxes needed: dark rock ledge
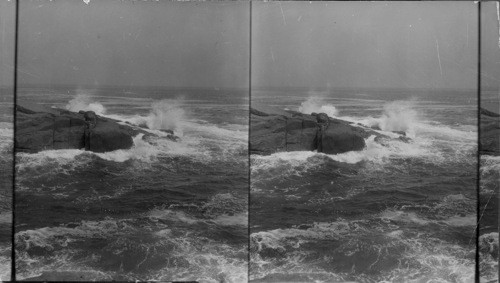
[250,104,408,156]
[16,102,178,153]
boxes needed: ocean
[479,89,500,283]
[0,88,13,282]
[479,155,500,283]
[3,87,494,282]
[250,88,478,282]
[14,86,249,282]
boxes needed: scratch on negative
[17,68,41,79]
[497,1,500,49]
[466,23,469,48]
[435,38,443,77]
[1,63,39,78]
[279,2,287,26]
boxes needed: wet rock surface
[16,103,178,153]
[250,105,388,155]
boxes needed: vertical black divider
[248,1,252,281]
[476,2,481,283]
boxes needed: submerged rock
[16,103,178,153]
[480,107,500,156]
[250,104,386,155]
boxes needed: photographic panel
[14,1,249,281]
[250,2,478,282]
[479,1,500,282]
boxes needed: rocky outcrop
[16,103,177,153]
[250,105,389,155]
[480,107,500,156]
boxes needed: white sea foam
[379,210,430,225]
[481,155,500,174]
[0,123,12,133]
[479,231,499,282]
[379,209,475,227]
[94,134,160,163]
[149,240,248,283]
[148,209,199,225]
[0,212,12,224]
[479,232,499,257]
[212,212,248,227]
[16,149,91,176]
[0,247,11,282]
[251,216,475,282]
[0,126,13,153]
[329,135,436,164]
[252,134,437,173]
[148,193,247,228]
[14,213,248,282]
[251,152,324,185]
[250,219,369,281]
[201,192,247,215]
[442,215,476,227]
[251,220,364,254]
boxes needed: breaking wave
[479,232,499,282]
[375,100,418,134]
[0,246,10,282]
[18,96,247,170]
[65,93,107,115]
[146,99,185,135]
[299,97,339,117]
[251,192,476,282]
[16,208,247,282]
[106,99,187,137]
[250,217,474,282]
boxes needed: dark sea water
[479,89,499,282]
[14,87,249,282]
[0,88,13,281]
[479,155,499,283]
[250,89,478,282]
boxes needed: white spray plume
[146,99,185,136]
[65,93,106,115]
[378,100,418,136]
[298,96,338,118]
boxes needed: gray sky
[252,1,478,90]
[17,0,249,89]
[0,0,15,90]
[481,1,500,91]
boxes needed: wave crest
[299,97,338,117]
[65,93,106,115]
[146,99,185,135]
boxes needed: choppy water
[14,87,248,282]
[0,89,13,282]
[479,155,499,283]
[250,89,478,282]
[3,87,495,282]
